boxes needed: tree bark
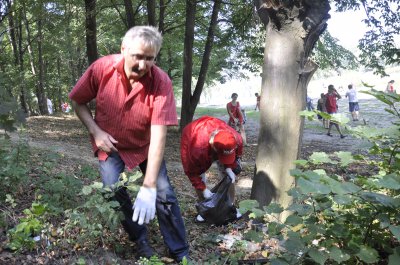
[36,16,47,115]
[85,0,98,65]
[180,0,221,130]
[147,0,156,26]
[17,14,28,114]
[123,0,135,28]
[180,0,196,129]
[156,0,166,65]
[251,0,329,221]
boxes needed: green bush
[239,89,400,264]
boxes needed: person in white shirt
[345,84,359,121]
[47,98,53,114]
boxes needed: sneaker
[327,133,332,137]
[135,240,155,259]
[340,135,346,139]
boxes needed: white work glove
[225,168,236,183]
[132,186,157,225]
[202,188,214,199]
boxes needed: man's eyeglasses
[130,54,156,62]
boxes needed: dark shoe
[327,133,332,137]
[135,240,155,259]
[340,135,346,139]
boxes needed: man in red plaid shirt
[69,26,188,262]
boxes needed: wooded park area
[1,0,400,264]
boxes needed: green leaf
[309,152,334,164]
[375,174,400,190]
[263,202,284,214]
[286,203,313,216]
[239,200,259,212]
[332,194,353,205]
[308,248,328,265]
[244,230,264,243]
[389,225,400,241]
[31,203,46,216]
[340,182,362,194]
[388,247,400,265]
[91,182,104,190]
[246,208,265,219]
[294,160,308,166]
[361,191,395,207]
[81,186,93,195]
[297,177,331,194]
[285,215,303,226]
[328,246,350,263]
[290,168,304,178]
[356,245,379,263]
[335,151,355,166]
[283,236,304,254]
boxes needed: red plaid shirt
[180,116,243,190]
[69,54,178,169]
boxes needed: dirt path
[7,98,387,198]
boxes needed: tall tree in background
[84,0,98,65]
[251,0,330,221]
[147,0,156,26]
[180,0,222,129]
[123,0,135,28]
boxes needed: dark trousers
[99,152,189,259]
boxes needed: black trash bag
[196,175,237,226]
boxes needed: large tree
[251,0,330,221]
[250,0,400,221]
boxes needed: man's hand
[93,129,118,153]
[132,187,157,225]
[225,168,236,183]
[202,188,214,199]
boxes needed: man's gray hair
[122,26,163,54]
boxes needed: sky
[327,8,369,51]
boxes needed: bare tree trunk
[180,0,221,130]
[180,0,196,129]
[36,16,47,115]
[251,0,329,222]
[123,0,135,28]
[85,0,98,65]
[147,0,156,26]
[156,0,166,65]
[17,15,28,114]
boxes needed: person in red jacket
[180,116,243,222]
[324,84,346,138]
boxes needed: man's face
[121,38,156,82]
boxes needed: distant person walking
[317,93,328,129]
[386,80,395,93]
[254,93,261,111]
[306,95,314,111]
[227,93,247,145]
[345,84,360,121]
[325,85,346,139]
